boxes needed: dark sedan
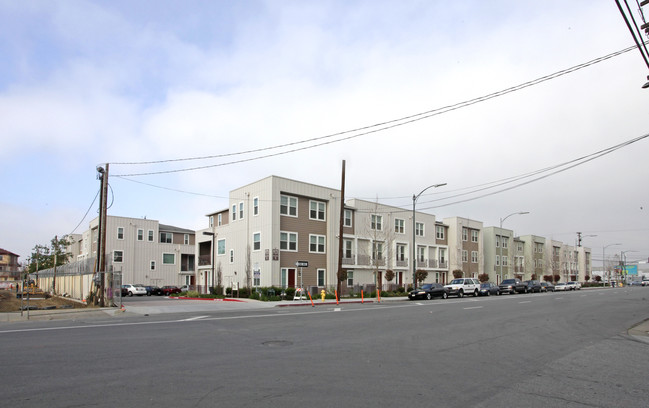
[408,283,449,300]
[540,282,555,292]
[478,282,500,296]
[144,286,162,296]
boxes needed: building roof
[0,248,20,258]
[158,224,195,234]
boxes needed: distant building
[0,248,20,281]
[75,216,196,286]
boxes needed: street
[0,288,647,407]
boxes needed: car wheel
[497,290,501,296]
[458,290,464,298]
[486,291,490,296]
[426,293,432,300]
[442,292,448,299]
[128,291,133,297]
[474,289,479,297]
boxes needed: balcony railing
[198,254,211,266]
[396,258,408,267]
[342,256,355,265]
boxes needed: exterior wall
[443,217,484,278]
[78,215,195,287]
[0,249,20,281]
[517,235,546,280]
[483,226,513,284]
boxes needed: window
[253,232,261,251]
[232,204,237,221]
[160,232,172,243]
[217,239,226,255]
[310,234,325,253]
[502,236,508,248]
[137,229,143,241]
[230,249,234,263]
[496,255,500,266]
[148,230,154,242]
[462,250,468,262]
[371,214,383,230]
[317,269,325,287]
[415,222,424,237]
[253,268,260,286]
[502,256,508,266]
[471,251,478,263]
[150,261,155,270]
[113,250,123,263]
[344,209,352,227]
[436,225,445,240]
[209,216,214,227]
[344,240,353,258]
[239,202,244,219]
[471,230,479,243]
[253,197,259,216]
[418,247,425,263]
[462,228,468,241]
[395,218,405,234]
[396,244,406,261]
[372,242,384,261]
[517,242,524,252]
[280,195,297,216]
[163,253,175,265]
[439,248,446,263]
[496,235,501,248]
[310,200,326,221]
[184,234,189,245]
[347,271,354,287]
[117,227,124,240]
[280,232,297,251]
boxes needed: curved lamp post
[499,211,529,283]
[412,183,446,289]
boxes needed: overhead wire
[112,44,641,177]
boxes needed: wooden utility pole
[97,164,109,307]
[337,160,346,297]
[52,235,57,294]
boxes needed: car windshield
[556,283,565,286]
[450,279,464,284]
[480,283,490,288]
[421,284,433,289]
[502,279,515,284]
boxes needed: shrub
[478,273,490,283]
[452,269,464,279]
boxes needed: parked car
[122,284,147,296]
[498,278,527,294]
[568,281,581,290]
[555,282,568,291]
[478,282,500,296]
[408,283,449,300]
[540,282,555,292]
[161,285,181,296]
[444,278,481,298]
[565,281,578,291]
[630,281,642,286]
[119,286,128,297]
[143,285,162,296]
[524,280,542,293]
[180,285,193,292]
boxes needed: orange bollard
[307,291,315,307]
[378,289,381,303]
[335,290,339,305]
[361,290,364,303]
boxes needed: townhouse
[75,215,196,286]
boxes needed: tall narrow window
[117,227,124,240]
[280,195,297,216]
[371,214,383,230]
[137,229,143,241]
[344,209,352,227]
[232,204,237,221]
[253,232,261,251]
[395,219,405,234]
[415,222,424,237]
[253,197,259,216]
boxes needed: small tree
[478,273,489,283]
[584,275,590,282]
[530,273,538,280]
[543,275,553,282]
[384,270,395,283]
[553,274,561,283]
[452,269,463,279]
[594,275,602,282]
[415,269,428,285]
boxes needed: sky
[1,0,648,269]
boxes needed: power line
[67,189,101,236]
[112,44,640,177]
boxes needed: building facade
[76,215,196,287]
[0,248,20,281]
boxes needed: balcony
[396,258,408,268]
[198,254,211,266]
[428,259,438,268]
[342,256,355,265]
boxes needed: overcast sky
[1,1,648,267]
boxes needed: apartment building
[76,215,196,286]
[483,226,515,284]
[444,217,484,279]
[0,248,20,281]
[196,176,450,294]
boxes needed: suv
[524,280,542,293]
[566,281,581,290]
[499,278,527,294]
[444,278,481,298]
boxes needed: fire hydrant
[320,289,326,302]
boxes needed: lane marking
[182,316,209,321]
[464,306,483,310]
[519,301,532,304]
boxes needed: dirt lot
[0,290,89,312]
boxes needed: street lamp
[620,250,638,286]
[203,231,216,294]
[499,211,529,283]
[603,243,621,286]
[412,183,446,289]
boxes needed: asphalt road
[0,288,647,408]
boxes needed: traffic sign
[296,261,308,267]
